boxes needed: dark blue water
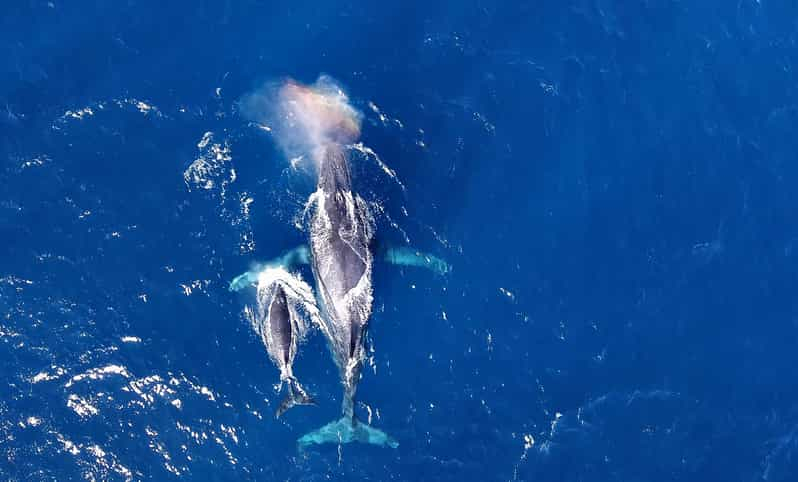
[3,1,798,480]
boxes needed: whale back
[309,144,374,376]
[267,287,292,365]
[317,144,352,195]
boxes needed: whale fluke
[297,416,398,449]
[276,377,316,418]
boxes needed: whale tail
[297,416,398,449]
[276,378,316,418]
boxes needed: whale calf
[246,267,319,417]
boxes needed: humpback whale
[244,267,319,417]
[298,142,398,449]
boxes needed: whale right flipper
[382,246,450,275]
[229,268,262,292]
[229,245,312,292]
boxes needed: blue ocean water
[3,0,798,480]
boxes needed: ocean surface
[3,1,798,480]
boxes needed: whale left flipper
[229,269,261,292]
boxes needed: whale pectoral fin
[280,244,311,267]
[229,267,262,292]
[268,245,311,270]
[383,246,451,275]
[229,246,311,292]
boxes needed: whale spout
[276,377,316,418]
[298,416,398,449]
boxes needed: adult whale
[298,142,398,448]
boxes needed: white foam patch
[499,287,516,301]
[67,394,99,418]
[0,275,34,287]
[367,100,404,129]
[170,375,218,403]
[184,132,234,191]
[144,425,180,475]
[31,366,66,383]
[50,430,134,480]
[183,131,253,254]
[116,98,161,116]
[63,107,94,119]
[179,279,210,296]
[124,374,176,406]
[66,364,131,387]
[56,97,163,129]
[54,432,81,455]
[19,155,49,170]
